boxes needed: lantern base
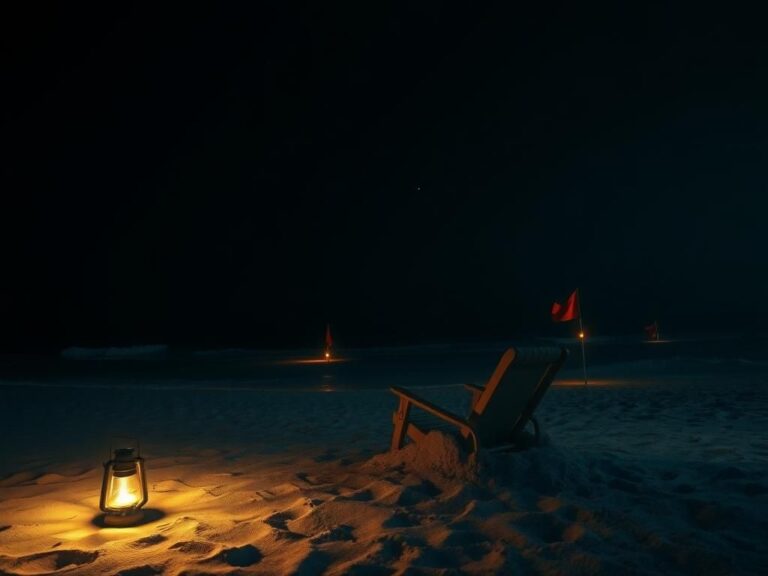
[104,511,144,527]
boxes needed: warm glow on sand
[277,357,349,365]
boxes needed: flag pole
[577,289,588,386]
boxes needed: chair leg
[406,422,426,443]
[391,397,411,451]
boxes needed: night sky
[2,3,767,352]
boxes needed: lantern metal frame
[99,438,148,523]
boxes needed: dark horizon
[3,3,767,353]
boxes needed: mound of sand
[365,430,477,483]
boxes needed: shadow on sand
[91,508,165,528]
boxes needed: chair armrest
[463,383,484,394]
[390,386,469,430]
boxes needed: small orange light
[579,332,585,339]
[324,351,330,359]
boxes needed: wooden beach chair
[390,347,568,455]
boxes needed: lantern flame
[107,474,141,509]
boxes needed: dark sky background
[2,3,767,351]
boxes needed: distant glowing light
[578,332,585,339]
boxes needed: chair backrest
[468,346,567,446]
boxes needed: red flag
[551,289,579,322]
[325,324,333,348]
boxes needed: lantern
[100,442,148,526]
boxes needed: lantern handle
[107,436,141,459]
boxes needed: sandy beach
[1,345,767,575]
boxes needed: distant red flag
[551,290,580,322]
[644,321,659,341]
[325,324,333,348]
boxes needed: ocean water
[1,334,766,391]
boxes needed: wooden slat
[390,386,468,429]
[390,396,411,451]
[409,411,457,434]
[463,383,484,409]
